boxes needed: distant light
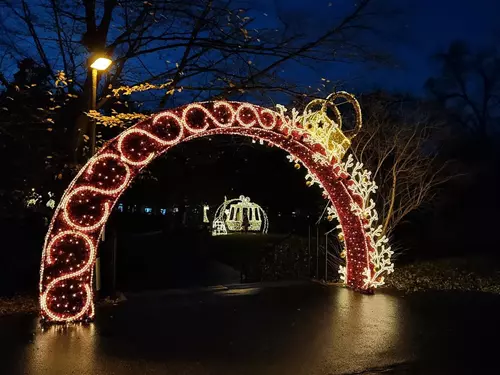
[218,287,261,296]
[144,207,152,214]
[90,57,112,71]
[203,205,210,223]
[160,208,166,215]
[212,195,269,236]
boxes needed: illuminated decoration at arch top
[212,195,269,236]
[39,91,394,322]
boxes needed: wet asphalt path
[1,283,499,374]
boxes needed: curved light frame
[39,99,393,323]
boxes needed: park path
[0,283,498,374]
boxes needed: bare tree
[0,0,394,160]
[351,93,454,237]
[426,41,500,137]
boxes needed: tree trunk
[382,166,397,236]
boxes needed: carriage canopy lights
[212,196,269,235]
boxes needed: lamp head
[90,57,112,71]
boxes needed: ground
[1,282,498,375]
[386,256,500,294]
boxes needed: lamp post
[88,56,112,294]
[89,56,112,156]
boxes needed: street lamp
[89,55,112,295]
[89,56,112,156]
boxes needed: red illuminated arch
[39,100,389,322]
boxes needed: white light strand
[337,154,394,288]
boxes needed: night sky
[121,0,500,209]
[368,0,499,93]
[266,0,500,95]
[10,0,499,97]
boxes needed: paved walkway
[1,283,498,374]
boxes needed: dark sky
[371,0,500,94]
[267,0,500,95]
[10,0,500,98]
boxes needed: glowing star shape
[39,93,392,323]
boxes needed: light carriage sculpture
[212,196,269,236]
[39,91,394,322]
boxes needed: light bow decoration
[212,195,269,236]
[39,91,393,323]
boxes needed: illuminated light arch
[39,93,394,323]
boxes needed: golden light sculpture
[299,91,362,162]
[212,196,268,236]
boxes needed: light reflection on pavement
[1,283,498,375]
